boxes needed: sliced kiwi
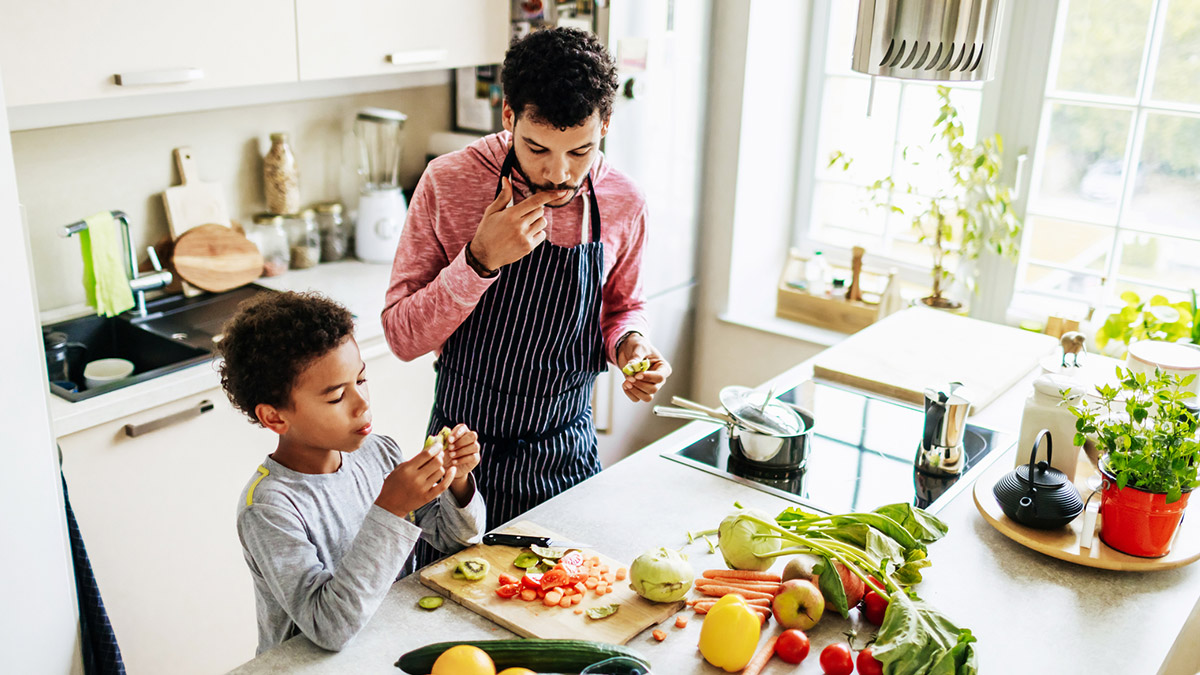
[457,558,490,581]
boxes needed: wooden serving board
[812,307,1057,412]
[172,224,263,293]
[163,146,231,239]
[973,454,1200,571]
[420,521,683,644]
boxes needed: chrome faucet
[60,210,173,317]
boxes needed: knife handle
[483,533,549,548]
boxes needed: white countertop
[46,260,397,437]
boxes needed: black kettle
[993,429,1084,529]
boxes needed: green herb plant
[1067,367,1200,503]
[828,85,1022,309]
[1095,291,1197,358]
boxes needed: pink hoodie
[381,131,648,365]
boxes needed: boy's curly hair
[216,291,355,426]
[502,27,618,129]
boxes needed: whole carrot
[694,578,782,594]
[696,585,775,600]
[693,603,772,616]
[690,597,771,608]
[742,634,780,675]
[703,569,783,583]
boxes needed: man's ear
[502,100,515,133]
[256,403,288,436]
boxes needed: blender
[353,107,408,263]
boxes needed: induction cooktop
[663,381,1014,515]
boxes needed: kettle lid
[1016,461,1068,489]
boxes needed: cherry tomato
[775,629,811,665]
[819,643,854,675]
[857,647,884,675]
[862,589,889,625]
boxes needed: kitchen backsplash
[12,84,452,312]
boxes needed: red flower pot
[1098,466,1191,558]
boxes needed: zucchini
[395,639,651,674]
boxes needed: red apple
[772,579,825,630]
[819,560,866,609]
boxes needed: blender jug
[353,107,408,263]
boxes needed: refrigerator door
[599,0,711,297]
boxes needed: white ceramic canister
[1015,374,1085,482]
[1125,340,1200,399]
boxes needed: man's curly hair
[502,27,618,129]
[216,291,355,426]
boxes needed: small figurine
[1060,331,1086,368]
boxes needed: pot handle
[1028,429,1053,475]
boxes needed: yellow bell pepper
[697,593,761,672]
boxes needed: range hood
[852,0,1004,82]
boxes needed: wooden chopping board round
[172,223,263,293]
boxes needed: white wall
[0,68,83,674]
[691,0,828,404]
[13,85,451,312]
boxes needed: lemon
[431,645,496,675]
[497,669,537,675]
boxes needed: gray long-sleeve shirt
[235,434,486,654]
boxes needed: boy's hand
[617,333,671,403]
[375,440,458,518]
[445,424,481,506]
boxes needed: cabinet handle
[386,49,447,67]
[114,68,204,87]
[124,399,214,437]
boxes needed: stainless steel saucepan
[654,390,814,469]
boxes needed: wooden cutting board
[812,307,1057,413]
[172,224,263,293]
[163,147,231,239]
[420,521,683,644]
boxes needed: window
[1015,0,1200,315]
[795,0,989,279]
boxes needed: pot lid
[1016,461,1069,489]
[1033,374,1084,399]
[1127,340,1200,371]
[718,386,806,436]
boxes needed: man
[382,28,670,568]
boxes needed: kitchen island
[230,353,1200,675]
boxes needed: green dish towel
[79,212,134,317]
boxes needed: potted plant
[1095,290,1199,358]
[1067,367,1200,557]
[828,86,1022,310]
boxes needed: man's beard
[512,161,584,208]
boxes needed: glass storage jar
[283,209,320,269]
[247,213,291,276]
[313,202,348,262]
[263,132,300,215]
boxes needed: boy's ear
[255,403,288,435]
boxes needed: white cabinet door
[295,0,508,81]
[0,1,297,107]
[58,389,271,674]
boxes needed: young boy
[218,291,486,654]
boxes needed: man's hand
[470,177,568,272]
[444,423,481,506]
[617,333,671,403]
[374,440,457,518]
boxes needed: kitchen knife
[482,533,592,549]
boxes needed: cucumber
[416,596,443,610]
[394,639,651,674]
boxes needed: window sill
[718,307,851,348]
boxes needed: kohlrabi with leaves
[628,547,695,603]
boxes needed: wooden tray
[973,455,1200,571]
[776,252,880,333]
[420,521,683,644]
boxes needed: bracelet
[615,331,642,357]
[465,242,498,278]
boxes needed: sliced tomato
[520,573,543,591]
[541,568,571,589]
[495,583,520,599]
[498,573,518,586]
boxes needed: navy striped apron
[404,148,607,573]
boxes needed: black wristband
[465,242,498,278]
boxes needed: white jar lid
[1033,373,1084,399]
[1127,340,1200,371]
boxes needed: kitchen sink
[44,284,277,402]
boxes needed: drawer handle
[386,49,447,66]
[124,399,214,437]
[114,68,205,87]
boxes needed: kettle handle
[1027,429,1054,477]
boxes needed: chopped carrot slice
[558,595,572,608]
[584,577,599,589]
[675,615,688,628]
[545,590,563,605]
[571,594,582,605]
[596,583,608,594]
[574,582,587,595]
[615,567,628,581]
[603,573,616,584]
[652,629,667,642]
[599,564,610,574]
[520,588,537,602]
[574,608,584,614]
